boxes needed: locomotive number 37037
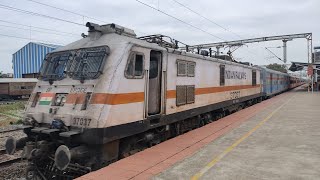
[72,117,92,127]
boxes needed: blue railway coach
[260,67,295,97]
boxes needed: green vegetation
[0,102,26,126]
[0,102,25,113]
[266,63,288,73]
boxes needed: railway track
[0,157,22,167]
[0,148,6,155]
[0,148,23,167]
[0,100,26,105]
[0,128,22,134]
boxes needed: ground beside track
[0,101,25,126]
[0,101,27,179]
[78,87,320,180]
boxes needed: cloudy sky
[0,0,319,73]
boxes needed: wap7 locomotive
[6,22,269,179]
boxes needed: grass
[0,116,17,126]
[0,102,25,113]
[0,102,26,127]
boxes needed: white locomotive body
[6,23,265,179]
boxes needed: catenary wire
[0,19,79,36]
[135,0,226,41]
[24,0,148,36]
[170,0,271,61]
[25,0,106,24]
[171,0,243,40]
[0,4,84,26]
[0,33,63,45]
[0,24,78,37]
[135,0,265,61]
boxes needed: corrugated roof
[0,78,38,83]
[13,42,61,55]
[33,42,62,49]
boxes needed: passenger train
[0,78,37,100]
[5,23,303,179]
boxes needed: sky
[0,0,319,73]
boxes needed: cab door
[147,50,162,116]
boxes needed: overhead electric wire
[0,33,63,45]
[24,0,148,36]
[171,0,243,40]
[135,0,226,41]
[0,19,79,36]
[25,0,106,24]
[0,4,84,26]
[24,0,266,63]
[170,0,270,61]
[136,0,262,60]
[0,24,78,37]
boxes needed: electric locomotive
[5,22,300,179]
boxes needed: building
[12,42,61,78]
[314,46,320,63]
[289,45,320,91]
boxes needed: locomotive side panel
[101,46,156,127]
[166,54,261,115]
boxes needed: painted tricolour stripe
[39,93,55,105]
[40,93,55,98]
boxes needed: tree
[266,63,287,73]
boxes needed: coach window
[125,52,144,79]
[220,65,225,86]
[252,70,257,86]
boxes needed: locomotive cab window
[220,65,225,86]
[149,56,159,79]
[68,46,110,80]
[125,52,144,79]
[252,70,257,86]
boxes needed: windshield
[39,46,109,81]
[39,52,70,80]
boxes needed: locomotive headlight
[56,97,62,104]
[54,145,90,170]
[54,145,71,170]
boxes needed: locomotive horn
[54,145,90,170]
[5,136,28,155]
[86,22,102,32]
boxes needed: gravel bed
[0,124,24,132]
[0,161,27,180]
[0,125,27,180]
[0,125,25,149]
